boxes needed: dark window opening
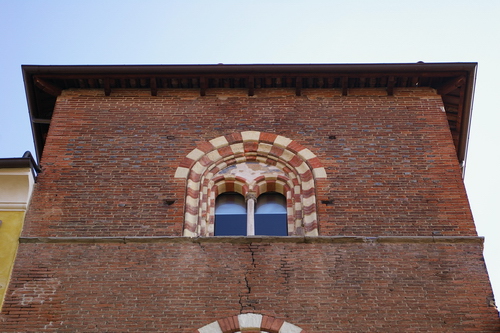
[214,192,246,236]
[255,192,287,236]
[214,191,287,236]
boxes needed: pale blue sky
[1,0,499,298]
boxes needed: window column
[246,193,257,236]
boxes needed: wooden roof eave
[456,64,477,173]
[22,63,478,165]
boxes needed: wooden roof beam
[295,77,302,96]
[199,77,207,96]
[34,77,62,96]
[442,95,461,105]
[341,77,348,96]
[247,77,254,96]
[327,77,334,88]
[455,84,466,138]
[437,76,466,95]
[104,78,111,96]
[387,76,395,96]
[32,118,51,124]
[150,77,157,96]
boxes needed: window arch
[195,313,306,333]
[175,131,327,237]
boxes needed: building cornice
[19,235,484,244]
[0,153,38,211]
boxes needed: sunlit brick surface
[3,86,496,332]
[21,88,475,237]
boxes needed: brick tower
[1,63,498,332]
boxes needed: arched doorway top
[195,313,307,333]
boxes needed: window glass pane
[255,192,287,236]
[215,192,246,236]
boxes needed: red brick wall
[4,87,494,332]
[22,88,474,237]
[1,240,498,332]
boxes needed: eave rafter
[200,77,207,96]
[247,76,254,96]
[150,77,157,96]
[104,78,111,96]
[341,76,348,96]
[32,118,51,124]
[437,76,466,95]
[295,77,302,96]
[34,77,61,97]
[387,76,395,96]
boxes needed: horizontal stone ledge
[19,235,484,244]
[0,203,29,211]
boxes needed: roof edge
[0,151,41,179]
[22,62,478,75]
[22,63,477,168]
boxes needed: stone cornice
[0,166,36,211]
[19,235,484,244]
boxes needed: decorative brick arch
[195,313,308,333]
[175,131,327,237]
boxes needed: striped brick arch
[195,313,307,333]
[175,131,327,237]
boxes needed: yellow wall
[0,166,34,310]
[0,211,25,308]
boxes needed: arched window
[175,131,327,237]
[255,192,287,236]
[214,192,246,236]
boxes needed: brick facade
[1,64,497,331]
[21,88,475,237]
[2,239,499,332]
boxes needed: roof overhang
[0,152,40,175]
[22,63,477,169]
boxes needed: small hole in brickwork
[166,136,175,140]
[321,199,334,206]
[164,199,176,206]
[328,135,337,140]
